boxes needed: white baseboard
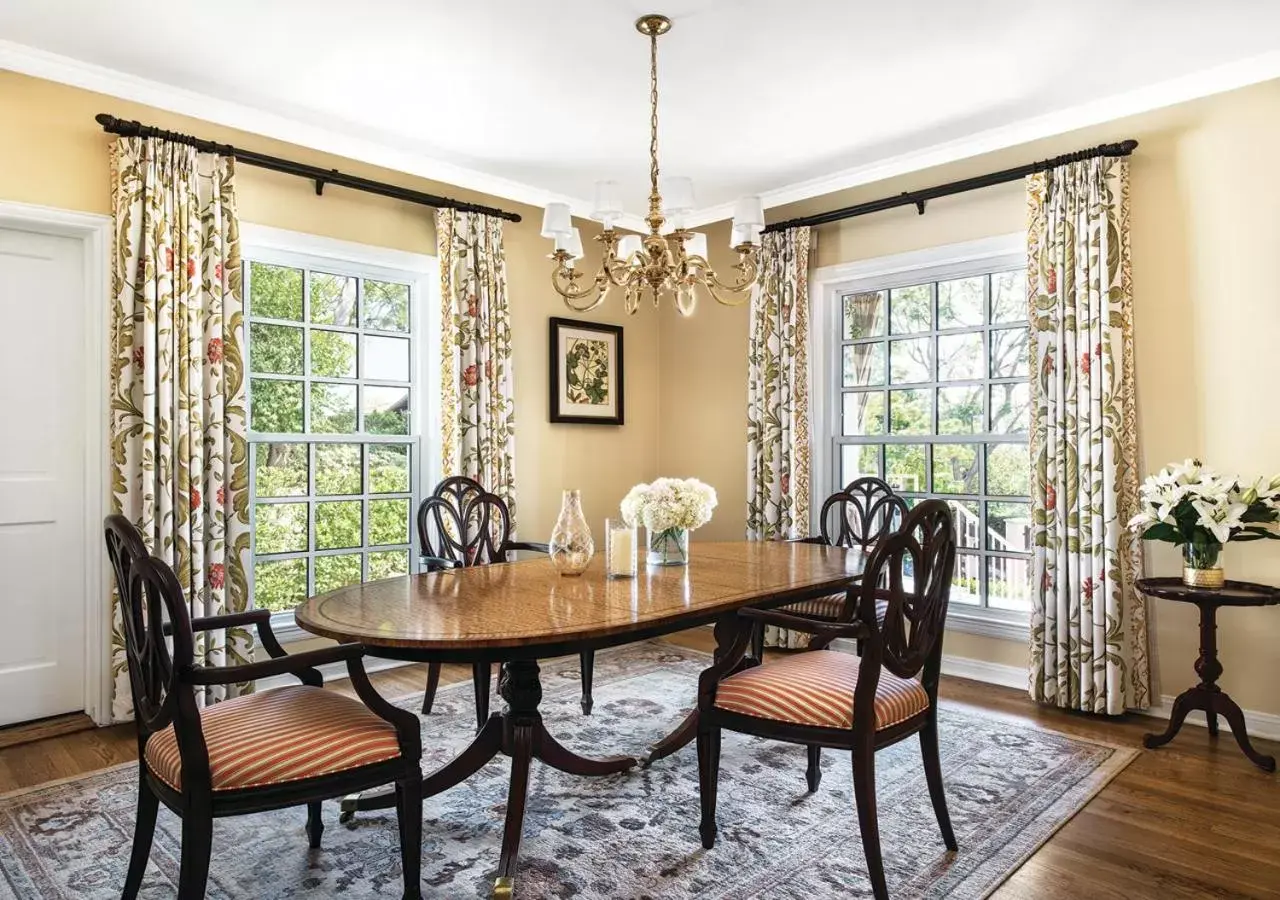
[256,655,415,693]
[939,655,1027,690]
[1140,694,1280,743]
[937,652,1280,744]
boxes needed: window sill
[945,610,1029,643]
[269,619,312,644]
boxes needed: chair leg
[750,621,765,663]
[852,746,889,900]
[579,651,595,715]
[421,662,441,715]
[395,773,424,900]
[306,801,324,849]
[176,812,213,900]
[121,776,159,900]
[805,745,822,793]
[697,722,722,849]
[472,662,491,731]
[920,718,957,851]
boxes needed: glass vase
[1182,540,1224,589]
[549,490,594,576]
[605,518,637,578]
[646,527,690,567]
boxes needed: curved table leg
[488,659,638,898]
[644,707,697,767]
[1217,694,1277,773]
[1143,689,1198,750]
[537,724,636,777]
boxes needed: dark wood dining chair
[417,475,597,722]
[696,500,957,900]
[104,515,425,900]
[751,476,908,661]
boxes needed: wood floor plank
[0,713,95,751]
[0,628,1276,898]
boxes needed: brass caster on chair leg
[493,876,515,898]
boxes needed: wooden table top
[1136,577,1279,607]
[294,541,867,659]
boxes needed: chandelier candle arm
[544,13,762,316]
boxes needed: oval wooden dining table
[295,540,866,898]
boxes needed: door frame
[0,201,112,725]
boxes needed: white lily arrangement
[1128,459,1280,551]
[621,477,718,534]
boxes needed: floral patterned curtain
[747,226,813,649]
[437,209,517,526]
[1027,156,1150,715]
[108,137,252,721]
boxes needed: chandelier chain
[649,30,660,220]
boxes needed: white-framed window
[242,225,437,639]
[812,234,1031,639]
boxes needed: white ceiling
[4,0,1280,228]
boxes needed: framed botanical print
[549,317,624,425]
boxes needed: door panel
[0,227,86,726]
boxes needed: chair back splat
[105,515,192,739]
[819,476,907,551]
[861,499,956,683]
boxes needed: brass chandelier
[541,14,765,317]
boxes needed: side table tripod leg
[1144,690,1198,750]
[1206,709,1219,737]
[1218,697,1277,772]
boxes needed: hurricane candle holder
[605,518,637,579]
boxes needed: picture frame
[549,317,624,425]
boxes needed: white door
[0,227,87,726]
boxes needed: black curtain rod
[95,113,522,223]
[763,139,1138,233]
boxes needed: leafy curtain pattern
[437,210,518,527]
[746,227,813,649]
[1027,157,1149,715]
[108,137,252,721]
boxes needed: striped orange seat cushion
[144,685,402,792]
[714,650,929,730]
[780,595,889,623]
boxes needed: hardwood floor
[1,631,1276,898]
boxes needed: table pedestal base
[340,659,638,898]
[1143,685,1275,772]
[1142,598,1276,772]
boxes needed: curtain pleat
[1026,156,1150,714]
[437,209,518,528]
[746,227,813,649]
[108,137,251,721]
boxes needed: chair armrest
[185,643,364,686]
[505,541,550,555]
[420,555,462,572]
[166,608,297,664]
[696,616,758,709]
[165,608,270,636]
[343,655,422,761]
[738,606,870,640]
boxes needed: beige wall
[660,78,1280,714]
[0,70,659,544]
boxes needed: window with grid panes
[246,258,421,620]
[837,269,1031,614]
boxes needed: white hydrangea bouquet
[1128,458,1280,587]
[621,477,718,566]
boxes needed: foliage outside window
[836,269,1032,614]
[246,259,419,618]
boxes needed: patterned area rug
[0,641,1135,899]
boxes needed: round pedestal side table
[1137,577,1277,772]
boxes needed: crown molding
[685,49,1280,228]
[7,38,1279,236]
[0,39,657,230]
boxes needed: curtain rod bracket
[915,198,927,215]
